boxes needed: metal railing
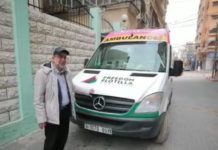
[82,0,142,10]
[99,0,141,12]
[101,18,114,35]
[208,40,217,46]
[28,0,93,29]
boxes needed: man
[34,47,94,150]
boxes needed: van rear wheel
[153,112,169,144]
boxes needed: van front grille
[75,93,135,114]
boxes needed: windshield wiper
[85,67,101,69]
[85,67,152,72]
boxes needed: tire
[153,112,170,144]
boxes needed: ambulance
[71,29,183,144]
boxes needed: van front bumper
[71,110,165,139]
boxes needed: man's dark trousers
[43,104,71,150]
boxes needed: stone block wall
[0,0,20,126]
[28,8,96,78]
[0,2,95,127]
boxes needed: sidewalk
[0,124,83,150]
[0,123,109,150]
[183,70,211,76]
[0,129,44,150]
[194,70,218,82]
[192,70,211,74]
[181,70,218,82]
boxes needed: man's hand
[89,89,95,97]
[39,122,46,129]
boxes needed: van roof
[102,29,170,43]
[108,29,169,36]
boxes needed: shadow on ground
[0,123,152,150]
[65,125,152,150]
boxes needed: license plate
[84,124,112,135]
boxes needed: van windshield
[85,41,167,72]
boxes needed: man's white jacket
[33,62,90,125]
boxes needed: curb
[206,77,218,82]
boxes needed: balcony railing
[207,40,218,47]
[28,0,93,29]
[209,27,218,34]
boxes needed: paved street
[1,72,218,150]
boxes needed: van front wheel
[153,112,169,144]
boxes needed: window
[85,41,168,72]
[104,0,111,5]
[111,0,118,3]
[213,1,218,6]
[51,0,70,5]
[90,0,97,5]
[115,61,119,67]
[208,41,215,46]
[212,15,218,20]
[97,0,112,5]
[48,0,74,7]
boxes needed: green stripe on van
[75,102,159,118]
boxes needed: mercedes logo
[93,96,106,110]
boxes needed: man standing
[34,47,93,150]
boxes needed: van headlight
[134,92,163,113]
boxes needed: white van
[71,29,183,144]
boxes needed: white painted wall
[205,58,213,71]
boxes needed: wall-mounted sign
[186,54,194,58]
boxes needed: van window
[86,41,167,72]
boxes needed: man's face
[52,52,68,69]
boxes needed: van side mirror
[172,60,183,76]
[84,58,89,67]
